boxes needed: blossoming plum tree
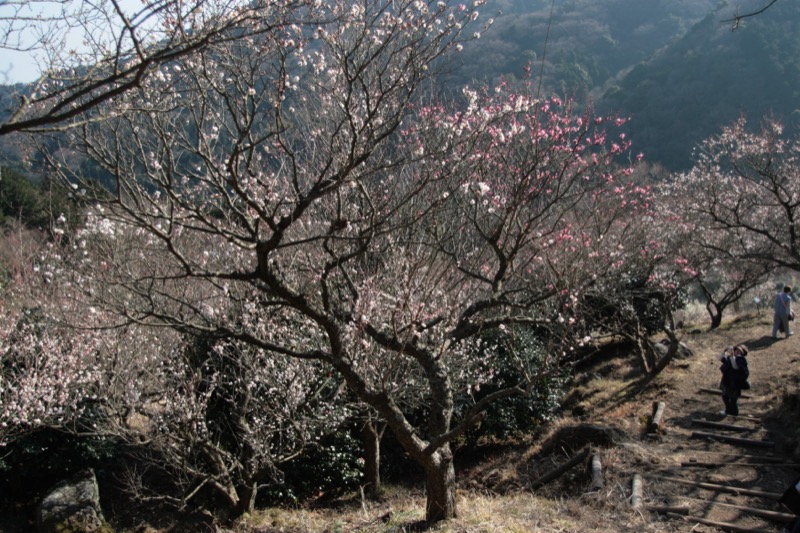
[48,211,357,518]
[39,0,657,523]
[657,210,774,329]
[568,165,692,375]
[0,226,109,447]
[0,218,351,519]
[665,117,797,286]
[126,334,351,517]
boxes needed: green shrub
[0,428,121,503]
[259,431,364,504]
[0,167,77,231]
[458,326,569,444]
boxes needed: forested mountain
[600,0,800,170]
[1,0,798,172]
[452,0,716,95]
[456,0,800,171]
[448,0,800,171]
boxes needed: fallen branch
[529,447,590,491]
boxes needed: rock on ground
[37,468,107,533]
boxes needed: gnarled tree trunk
[233,481,257,518]
[423,445,457,523]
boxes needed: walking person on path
[773,285,794,339]
[719,344,749,417]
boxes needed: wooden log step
[654,476,783,499]
[647,504,689,515]
[666,512,779,533]
[699,387,754,399]
[691,419,763,432]
[697,412,763,423]
[630,473,643,509]
[727,414,764,423]
[679,461,800,469]
[590,454,603,491]
[684,451,781,463]
[679,496,796,522]
[690,430,775,448]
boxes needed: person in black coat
[719,344,749,416]
[780,477,800,533]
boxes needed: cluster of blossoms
[0,304,105,445]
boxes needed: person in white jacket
[772,285,794,338]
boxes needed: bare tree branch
[722,0,780,30]
[0,0,323,134]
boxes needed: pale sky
[0,0,150,85]
[2,50,40,84]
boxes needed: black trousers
[722,394,739,416]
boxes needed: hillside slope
[1,311,795,531]
[224,310,800,532]
[568,311,800,532]
[452,0,715,93]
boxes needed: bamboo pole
[631,474,643,509]
[590,454,603,491]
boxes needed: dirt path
[600,312,800,532]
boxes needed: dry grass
[234,489,653,533]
